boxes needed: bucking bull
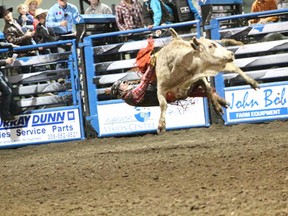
[109,28,259,134]
[155,28,259,133]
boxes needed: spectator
[187,0,202,21]
[0,5,34,47]
[34,8,58,54]
[46,0,79,40]
[84,0,113,36]
[115,0,145,31]
[142,0,174,28]
[166,0,201,34]
[24,0,42,29]
[34,8,65,70]
[16,4,34,32]
[0,56,16,121]
[249,0,278,24]
[278,0,288,9]
[85,0,113,14]
[277,0,288,21]
[24,0,42,17]
[162,0,201,23]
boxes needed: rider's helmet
[110,80,125,99]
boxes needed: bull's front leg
[157,90,168,134]
[223,63,259,90]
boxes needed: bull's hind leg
[157,90,168,134]
[200,78,229,115]
[213,93,230,108]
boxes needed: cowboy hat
[24,0,42,6]
[0,5,13,18]
[35,8,49,18]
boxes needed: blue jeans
[0,71,12,117]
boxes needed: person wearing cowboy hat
[85,0,112,14]
[34,8,58,54]
[35,7,68,69]
[24,0,42,17]
[0,5,13,19]
[24,0,42,30]
[0,5,34,47]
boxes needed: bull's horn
[192,37,200,46]
[190,37,200,50]
[169,28,179,39]
[190,41,198,50]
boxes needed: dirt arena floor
[0,120,287,216]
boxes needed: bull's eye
[209,43,216,49]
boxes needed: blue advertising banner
[223,81,288,124]
[0,108,82,148]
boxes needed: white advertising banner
[97,98,208,136]
[0,109,82,147]
[224,82,288,124]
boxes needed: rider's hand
[5,57,14,65]
[104,88,111,95]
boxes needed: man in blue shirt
[175,0,201,22]
[143,0,174,28]
[187,0,201,21]
[46,0,79,38]
[143,0,201,29]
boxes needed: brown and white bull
[155,28,259,134]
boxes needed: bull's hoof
[251,81,260,90]
[210,99,225,115]
[214,105,224,116]
[217,98,230,108]
[157,126,166,134]
[217,110,224,116]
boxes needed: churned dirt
[0,120,287,216]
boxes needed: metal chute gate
[79,21,211,137]
[207,9,288,125]
[0,40,85,148]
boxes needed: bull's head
[190,37,235,64]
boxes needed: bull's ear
[169,28,179,39]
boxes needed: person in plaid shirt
[108,68,228,107]
[109,64,159,106]
[115,0,145,31]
